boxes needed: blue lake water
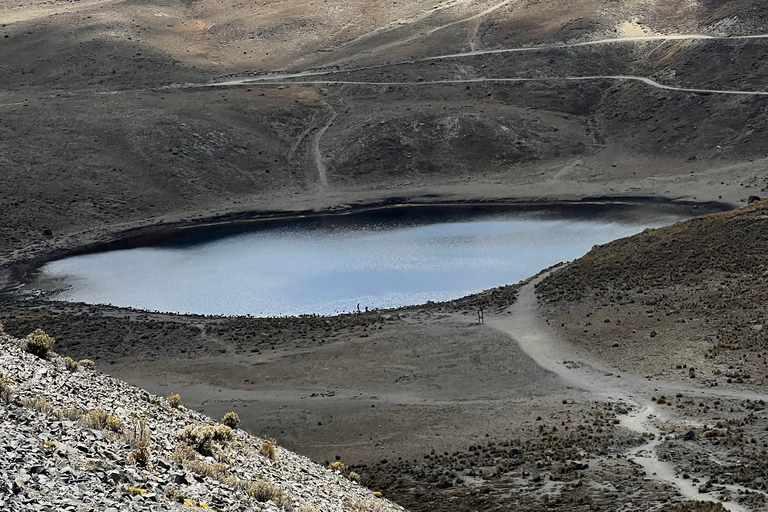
[33,207,686,316]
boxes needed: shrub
[128,417,151,467]
[64,357,78,372]
[83,409,109,430]
[329,461,346,472]
[21,396,53,415]
[0,373,14,405]
[348,471,361,483]
[260,439,278,461]
[171,444,198,464]
[182,458,229,479]
[163,484,182,502]
[59,407,85,421]
[247,479,283,503]
[221,411,240,429]
[661,501,729,512]
[167,393,182,408]
[178,425,233,456]
[106,415,122,433]
[344,498,387,512]
[273,491,294,510]
[82,408,122,432]
[25,329,55,358]
[214,425,234,442]
[78,359,95,370]
[124,486,146,496]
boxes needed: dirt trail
[313,102,337,189]
[486,274,768,512]
[214,75,768,97]
[422,33,768,60]
[327,0,514,66]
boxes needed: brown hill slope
[538,198,768,384]
[1,0,768,256]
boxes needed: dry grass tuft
[21,396,53,415]
[78,359,95,370]
[178,424,234,456]
[0,372,15,404]
[260,439,278,461]
[167,393,182,408]
[82,408,121,431]
[64,356,78,372]
[221,411,240,429]
[25,329,55,358]
[344,497,388,512]
[661,501,730,512]
[127,417,151,467]
[58,407,85,421]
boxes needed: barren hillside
[539,198,768,385]
[1,0,767,255]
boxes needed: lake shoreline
[0,194,730,312]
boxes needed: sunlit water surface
[34,209,684,316]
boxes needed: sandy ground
[113,315,570,465]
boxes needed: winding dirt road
[486,274,768,512]
[422,33,768,61]
[214,75,768,97]
[213,32,768,97]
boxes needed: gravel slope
[0,327,403,512]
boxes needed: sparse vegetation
[106,414,122,432]
[178,424,234,456]
[182,458,229,479]
[24,328,55,358]
[661,501,729,512]
[127,417,151,467]
[21,396,53,415]
[344,497,388,512]
[78,359,95,369]
[247,479,287,505]
[64,356,78,372]
[59,407,85,421]
[0,372,14,404]
[221,411,240,429]
[82,408,121,432]
[123,486,147,496]
[260,439,278,461]
[167,393,182,408]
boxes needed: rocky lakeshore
[0,326,402,512]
